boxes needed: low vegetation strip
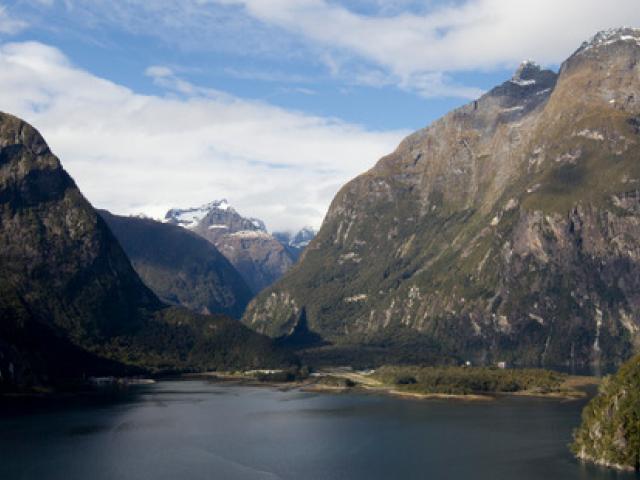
[372,366,567,395]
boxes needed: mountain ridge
[0,112,291,391]
[243,29,640,367]
[99,210,253,319]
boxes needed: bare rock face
[244,29,640,367]
[165,201,296,294]
[214,230,295,294]
[0,113,291,390]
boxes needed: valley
[2,21,640,478]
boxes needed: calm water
[1,380,638,480]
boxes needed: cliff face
[99,211,253,319]
[213,230,295,294]
[572,354,640,471]
[0,112,290,390]
[244,29,640,366]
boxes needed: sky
[0,1,639,232]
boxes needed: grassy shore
[194,365,599,401]
[371,366,593,398]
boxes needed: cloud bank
[0,41,406,231]
[22,0,640,98]
[212,0,640,72]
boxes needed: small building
[497,361,507,369]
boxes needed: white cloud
[0,41,406,231]
[29,0,640,97]
[209,0,640,94]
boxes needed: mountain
[572,354,640,471]
[165,200,295,294]
[0,112,291,391]
[165,199,265,232]
[243,28,640,367]
[99,211,253,319]
[273,227,317,260]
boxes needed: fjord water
[1,381,636,480]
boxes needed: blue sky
[0,0,639,231]
[3,0,511,130]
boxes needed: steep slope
[244,28,640,367]
[0,112,290,391]
[166,200,295,293]
[572,354,640,471]
[99,211,253,319]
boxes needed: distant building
[497,361,507,369]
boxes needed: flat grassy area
[370,366,594,398]
[193,365,599,401]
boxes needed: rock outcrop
[243,28,640,367]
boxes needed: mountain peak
[164,199,236,229]
[208,199,231,211]
[244,31,640,366]
[577,27,640,54]
[510,60,543,86]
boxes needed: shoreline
[191,370,600,402]
[1,370,600,403]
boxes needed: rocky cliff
[572,354,640,471]
[0,112,291,391]
[99,211,253,319]
[166,200,296,293]
[243,28,640,367]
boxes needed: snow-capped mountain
[273,227,317,260]
[164,200,300,294]
[164,199,233,229]
[290,226,316,249]
[576,27,640,54]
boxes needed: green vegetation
[372,366,567,395]
[95,307,296,374]
[250,366,310,383]
[314,375,357,388]
[572,355,640,471]
[0,112,294,392]
[100,210,253,319]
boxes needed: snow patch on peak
[212,199,230,211]
[229,230,272,240]
[164,204,212,228]
[290,226,317,248]
[511,79,536,87]
[249,218,267,232]
[164,199,236,228]
[200,199,234,213]
[517,59,541,71]
[511,59,542,87]
[578,27,640,53]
